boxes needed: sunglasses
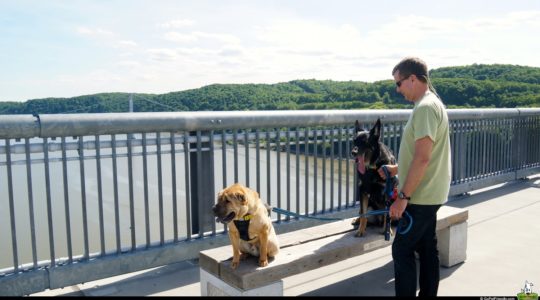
[395,75,410,87]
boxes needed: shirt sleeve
[412,104,438,142]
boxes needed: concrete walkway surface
[31,175,540,297]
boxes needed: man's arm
[389,136,433,219]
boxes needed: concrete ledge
[438,221,468,267]
[0,269,48,296]
[436,205,468,231]
[199,205,468,293]
[200,269,283,296]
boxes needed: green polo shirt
[397,90,451,205]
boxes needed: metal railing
[0,108,539,295]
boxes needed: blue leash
[356,209,413,236]
[271,207,344,221]
[271,166,413,237]
[272,207,413,236]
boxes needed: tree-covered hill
[430,64,540,85]
[1,64,539,114]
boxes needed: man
[378,57,451,297]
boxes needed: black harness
[233,215,254,241]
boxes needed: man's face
[393,70,413,102]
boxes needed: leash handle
[358,209,413,236]
[397,211,413,235]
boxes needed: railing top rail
[0,115,40,139]
[1,108,539,138]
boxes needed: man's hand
[389,198,408,220]
[378,164,398,179]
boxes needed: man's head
[392,57,430,102]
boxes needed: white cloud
[76,26,114,38]
[163,31,241,45]
[146,48,178,61]
[164,32,198,43]
[218,45,244,57]
[158,19,195,29]
[256,20,364,56]
[116,61,141,68]
[117,40,138,48]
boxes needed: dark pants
[392,204,441,297]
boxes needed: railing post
[189,130,215,236]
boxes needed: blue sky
[1,0,539,102]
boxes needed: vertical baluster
[266,129,271,208]
[43,138,56,266]
[345,126,351,208]
[337,127,343,211]
[233,129,238,183]
[330,127,335,212]
[6,139,19,272]
[295,127,300,217]
[245,129,250,187]
[94,135,105,255]
[209,131,216,235]
[285,128,291,222]
[256,129,261,194]
[111,134,121,253]
[304,127,309,216]
[195,131,203,238]
[321,128,326,213]
[221,131,227,234]
[157,132,164,244]
[24,138,38,268]
[61,137,73,263]
[171,132,178,242]
[127,133,136,250]
[183,132,192,239]
[78,136,89,260]
[313,128,318,215]
[142,133,150,247]
[276,129,281,222]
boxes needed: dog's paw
[259,259,269,267]
[231,260,240,269]
[355,230,365,237]
[351,218,360,230]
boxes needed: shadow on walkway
[303,258,464,296]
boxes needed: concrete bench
[199,205,468,296]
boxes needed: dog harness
[233,215,255,241]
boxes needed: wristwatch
[398,191,411,201]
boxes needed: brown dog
[212,183,279,269]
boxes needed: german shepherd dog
[351,118,397,237]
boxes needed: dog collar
[240,214,253,221]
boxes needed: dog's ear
[355,120,362,132]
[217,190,224,203]
[369,118,381,142]
[234,191,248,205]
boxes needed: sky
[1,0,540,102]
